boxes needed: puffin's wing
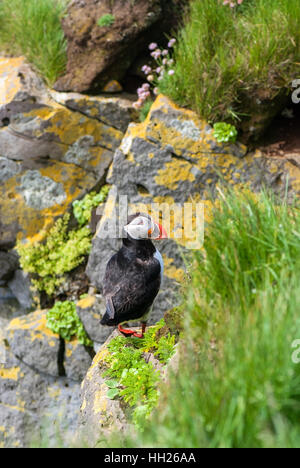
[102,254,161,324]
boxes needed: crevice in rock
[13,353,61,380]
[57,337,66,377]
[84,345,96,361]
[61,101,125,133]
[1,117,10,127]
[136,183,150,196]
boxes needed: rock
[86,94,300,322]
[0,309,91,447]
[102,80,123,94]
[6,310,60,376]
[50,89,138,133]
[76,294,112,344]
[0,292,26,321]
[0,57,127,246]
[7,270,33,310]
[78,330,129,445]
[0,342,82,448]
[0,251,19,282]
[64,338,94,382]
[0,56,48,116]
[54,0,187,93]
[0,157,21,183]
[0,318,8,364]
[17,170,67,210]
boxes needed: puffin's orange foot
[132,323,147,339]
[118,324,135,337]
[132,332,144,338]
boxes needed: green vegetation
[213,122,238,143]
[73,185,110,226]
[109,189,300,448]
[158,0,300,125]
[97,14,115,27]
[139,100,153,122]
[103,319,176,429]
[46,300,92,346]
[16,214,92,296]
[0,0,67,85]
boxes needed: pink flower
[168,38,176,48]
[153,87,159,95]
[157,75,164,81]
[151,49,161,60]
[156,67,162,74]
[142,83,150,90]
[149,43,158,50]
[162,49,169,56]
[142,65,152,75]
[162,58,168,65]
[168,69,175,76]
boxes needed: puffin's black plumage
[100,232,162,327]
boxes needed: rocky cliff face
[0,310,88,447]
[0,57,131,248]
[1,55,300,447]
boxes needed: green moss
[72,185,110,226]
[16,214,92,296]
[97,14,115,27]
[46,300,92,346]
[103,319,176,429]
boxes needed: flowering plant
[132,38,176,111]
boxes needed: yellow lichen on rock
[0,160,97,245]
[155,159,196,190]
[0,367,22,381]
[0,57,31,105]
[77,295,96,310]
[23,104,123,149]
[7,310,58,343]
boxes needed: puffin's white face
[124,214,167,240]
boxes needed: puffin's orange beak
[156,223,168,239]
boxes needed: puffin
[100,212,167,338]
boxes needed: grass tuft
[0,0,68,85]
[159,0,300,125]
